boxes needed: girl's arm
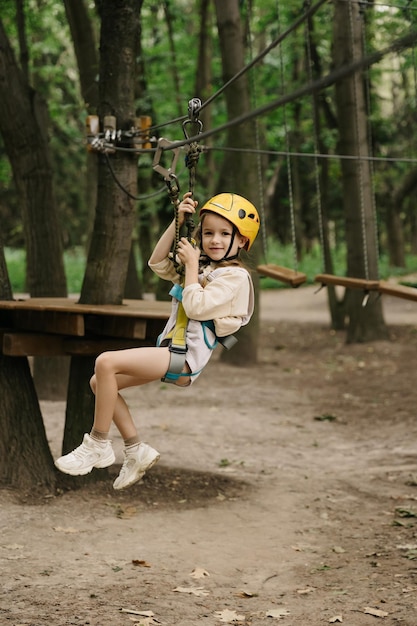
[149,192,198,265]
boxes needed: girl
[55,192,260,489]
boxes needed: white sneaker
[55,433,115,476]
[113,443,160,490]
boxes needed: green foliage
[1,0,417,270]
[5,247,86,294]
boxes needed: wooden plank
[379,280,417,302]
[0,297,171,319]
[84,315,147,339]
[2,333,153,356]
[62,337,153,355]
[3,333,64,356]
[257,264,307,287]
[14,310,85,336]
[315,274,379,291]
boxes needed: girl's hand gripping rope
[177,191,198,228]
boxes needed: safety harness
[160,280,238,384]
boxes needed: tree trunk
[64,0,141,455]
[0,239,56,492]
[332,0,388,343]
[0,18,69,396]
[214,0,260,365]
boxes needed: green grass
[5,247,86,294]
[5,243,417,294]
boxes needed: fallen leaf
[120,609,154,616]
[297,587,314,594]
[173,586,209,597]
[395,507,417,518]
[132,560,151,568]
[236,590,255,598]
[332,546,346,554]
[52,526,79,534]
[266,608,290,618]
[116,505,137,519]
[214,609,245,623]
[363,607,388,618]
[190,567,210,579]
[329,616,343,623]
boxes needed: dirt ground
[2,286,417,626]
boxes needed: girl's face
[201,212,248,261]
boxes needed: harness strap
[161,285,189,383]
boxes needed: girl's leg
[92,346,171,434]
[55,347,170,479]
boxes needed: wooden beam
[379,280,417,302]
[315,274,379,291]
[84,314,147,339]
[2,332,153,356]
[3,333,64,356]
[257,264,307,287]
[14,310,85,336]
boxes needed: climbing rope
[152,98,203,276]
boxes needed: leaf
[236,590,256,598]
[52,526,79,534]
[329,616,343,623]
[332,546,346,554]
[314,414,337,422]
[173,586,209,597]
[120,609,161,624]
[296,587,314,595]
[266,608,290,618]
[132,560,152,568]
[363,607,388,618]
[116,505,137,519]
[214,609,245,623]
[120,609,154,616]
[190,567,210,579]
[395,507,417,518]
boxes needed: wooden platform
[257,264,307,287]
[0,297,170,356]
[378,280,417,302]
[315,274,380,291]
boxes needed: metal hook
[152,137,181,181]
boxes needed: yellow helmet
[199,193,260,251]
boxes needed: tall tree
[0,12,69,399]
[63,0,142,454]
[332,0,388,342]
[214,0,261,365]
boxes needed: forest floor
[2,284,417,626]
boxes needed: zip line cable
[205,146,417,163]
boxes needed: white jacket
[148,257,254,382]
